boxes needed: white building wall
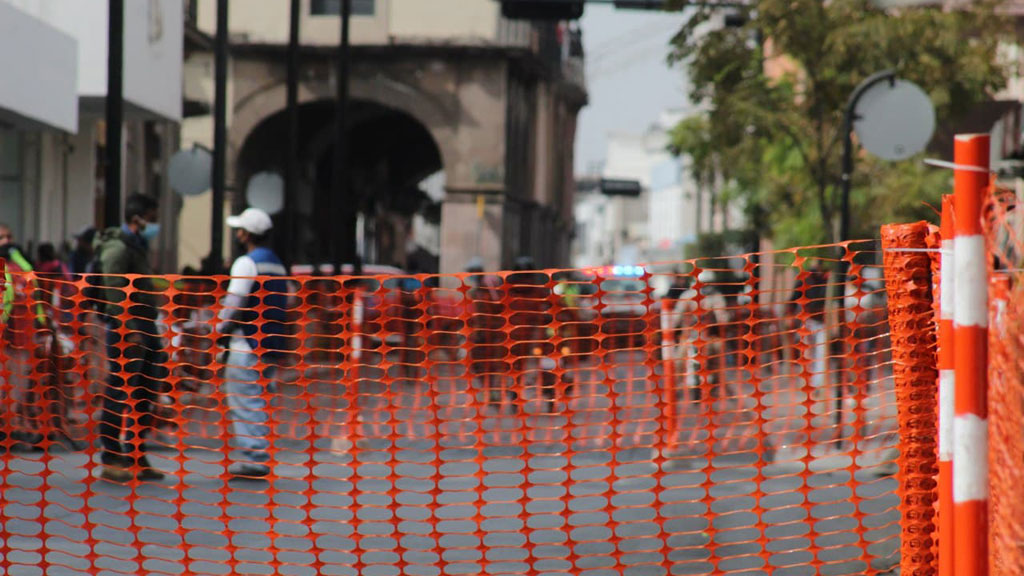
[0,0,78,132]
[65,118,99,239]
[31,0,183,122]
[390,0,502,42]
[198,0,389,46]
[195,0,524,47]
[35,133,68,244]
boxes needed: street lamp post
[839,70,895,243]
[334,0,356,267]
[834,69,896,443]
[209,0,229,273]
[104,0,124,229]
[285,0,300,264]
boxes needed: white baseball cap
[226,207,274,235]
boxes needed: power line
[586,19,683,63]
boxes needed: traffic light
[600,178,642,197]
[500,0,585,20]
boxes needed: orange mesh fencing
[880,222,939,576]
[0,242,903,575]
[984,186,1024,576]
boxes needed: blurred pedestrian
[465,257,507,410]
[217,208,291,478]
[36,243,70,278]
[0,224,42,326]
[0,224,49,449]
[69,226,96,275]
[32,242,82,449]
[790,262,830,390]
[93,193,169,482]
[36,243,73,309]
[509,255,556,412]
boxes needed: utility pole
[334,0,356,266]
[840,70,896,243]
[285,0,300,264]
[210,0,229,273]
[104,0,124,229]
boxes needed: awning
[0,2,78,132]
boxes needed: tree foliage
[666,0,1008,247]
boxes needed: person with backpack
[92,193,169,483]
[0,224,50,449]
[217,208,292,478]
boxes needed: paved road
[0,351,900,576]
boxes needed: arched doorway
[236,99,444,271]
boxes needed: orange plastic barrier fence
[880,221,939,576]
[0,243,902,575]
[984,186,1024,576]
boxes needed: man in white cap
[217,208,290,478]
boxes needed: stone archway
[236,98,444,269]
[226,55,521,275]
[229,70,459,190]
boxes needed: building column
[65,118,100,235]
[439,188,505,276]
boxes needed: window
[310,0,375,16]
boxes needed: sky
[574,6,693,176]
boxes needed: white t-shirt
[226,254,259,300]
[221,255,260,352]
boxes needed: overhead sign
[854,79,935,161]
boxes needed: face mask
[140,222,161,241]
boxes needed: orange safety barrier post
[983,167,1024,575]
[881,221,939,576]
[952,133,991,576]
[986,275,1015,576]
[936,195,955,576]
[660,297,678,432]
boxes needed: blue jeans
[224,349,277,464]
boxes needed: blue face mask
[140,222,161,241]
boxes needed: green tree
[667,0,1008,248]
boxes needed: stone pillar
[439,188,505,276]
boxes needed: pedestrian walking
[93,193,169,482]
[465,257,509,411]
[508,255,556,412]
[217,208,292,478]
[69,227,96,275]
[0,224,51,449]
[37,242,74,314]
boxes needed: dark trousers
[100,319,169,464]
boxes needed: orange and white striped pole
[937,194,955,576]
[952,133,990,576]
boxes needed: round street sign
[246,172,285,216]
[854,79,936,161]
[168,146,212,197]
